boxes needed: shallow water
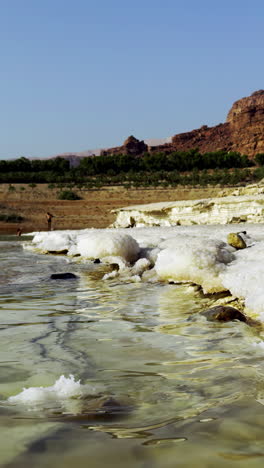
[1,237,264,467]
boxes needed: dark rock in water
[48,249,69,255]
[110,263,120,271]
[50,273,78,280]
[201,305,247,323]
[98,397,124,414]
[94,258,101,264]
[50,397,132,422]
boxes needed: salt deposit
[221,241,264,318]
[76,231,140,263]
[26,222,264,318]
[31,231,77,253]
[155,237,234,293]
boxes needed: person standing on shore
[46,212,54,231]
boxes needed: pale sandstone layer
[112,182,264,228]
[112,194,264,228]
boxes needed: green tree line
[1,151,264,186]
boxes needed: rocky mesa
[102,90,264,157]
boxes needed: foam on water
[8,375,84,406]
[252,341,264,350]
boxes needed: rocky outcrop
[170,123,232,154]
[227,90,264,155]
[101,135,148,156]
[100,91,264,158]
[168,90,264,157]
[227,90,264,127]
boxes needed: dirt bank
[0,183,234,234]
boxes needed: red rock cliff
[226,90,264,155]
[168,90,264,157]
[102,91,264,157]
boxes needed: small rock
[110,263,120,271]
[48,249,69,255]
[94,258,101,264]
[51,397,131,422]
[50,273,78,280]
[201,305,247,323]
[129,217,136,228]
[227,233,247,249]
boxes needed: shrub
[57,190,81,200]
[255,153,264,166]
[0,213,23,222]
[253,167,264,181]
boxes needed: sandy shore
[0,183,234,234]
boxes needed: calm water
[1,237,264,467]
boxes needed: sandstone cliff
[102,90,264,158]
[226,90,264,155]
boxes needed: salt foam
[8,375,84,405]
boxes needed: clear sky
[0,0,263,159]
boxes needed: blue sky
[0,0,263,159]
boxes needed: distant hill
[41,137,173,167]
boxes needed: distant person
[16,228,22,237]
[46,212,54,231]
